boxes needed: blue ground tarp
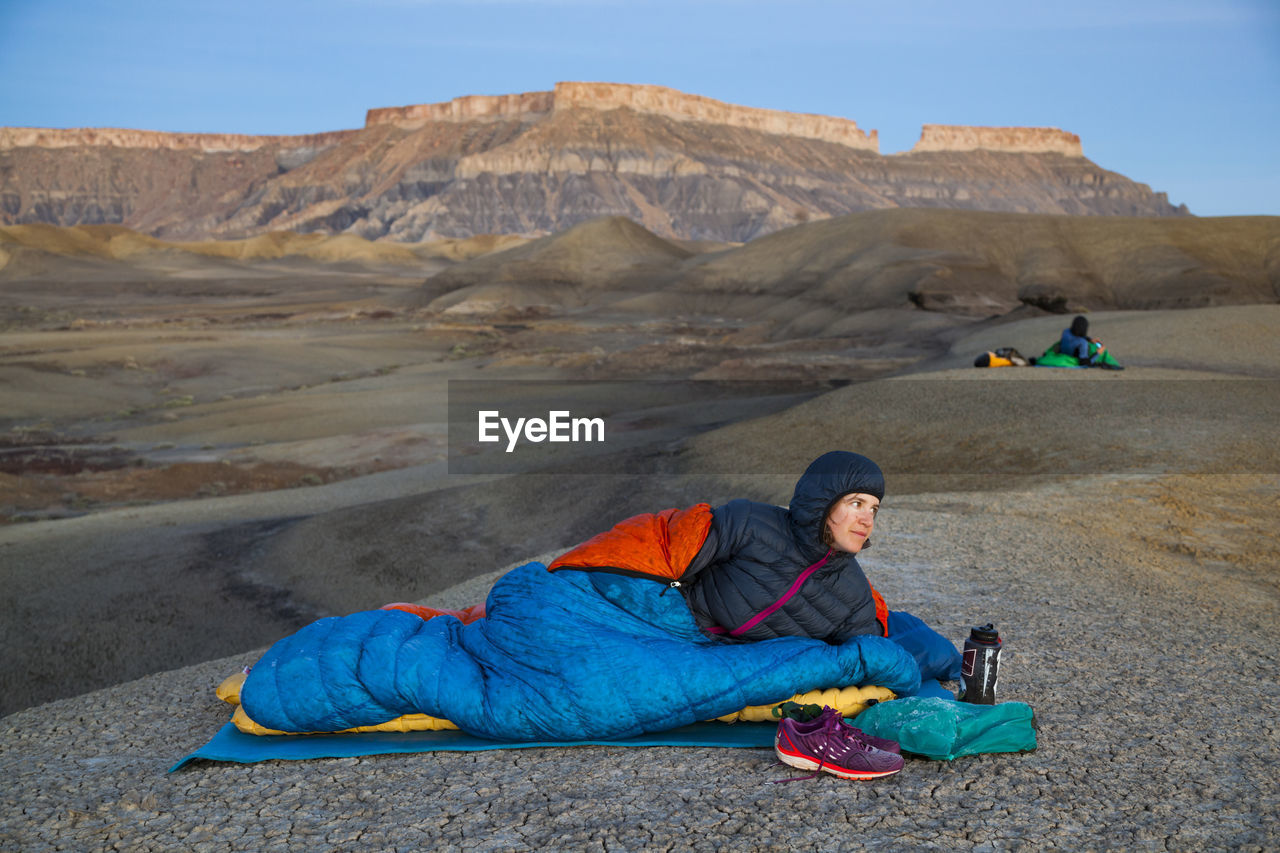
[172,680,955,771]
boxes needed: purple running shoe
[782,706,902,754]
[775,707,904,780]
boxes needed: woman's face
[825,492,879,554]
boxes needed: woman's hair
[1070,315,1089,338]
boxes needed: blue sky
[1,0,1277,216]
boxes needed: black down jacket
[683,451,887,643]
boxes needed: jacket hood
[787,451,885,561]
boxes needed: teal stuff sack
[853,697,1037,761]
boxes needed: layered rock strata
[366,82,879,151]
[0,82,1187,242]
[910,124,1083,156]
[0,127,355,152]
[365,91,555,127]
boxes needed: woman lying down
[549,450,966,779]
[233,451,963,779]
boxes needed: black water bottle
[960,624,1002,705]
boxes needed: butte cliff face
[0,82,1188,243]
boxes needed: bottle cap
[970,624,1000,644]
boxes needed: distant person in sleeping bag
[682,451,892,643]
[1059,315,1106,365]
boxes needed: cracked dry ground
[1,473,1276,851]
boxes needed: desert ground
[1,224,1277,849]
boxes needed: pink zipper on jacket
[705,550,833,637]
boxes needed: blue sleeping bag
[241,563,927,741]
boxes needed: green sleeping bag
[1037,341,1123,369]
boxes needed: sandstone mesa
[0,82,1183,243]
[3,82,1078,157]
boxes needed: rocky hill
[1,82,1188,244]
[421,211,1280,330]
